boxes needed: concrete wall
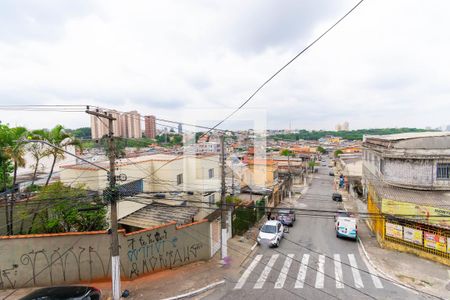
[363,149,450,190]
[0,221,211,289]
[382,158,434,187]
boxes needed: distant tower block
[145,115,157,139]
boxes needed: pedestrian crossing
[234,253,384,290]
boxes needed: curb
[161,280,226,300]
[357,236,421,296]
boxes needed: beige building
[120,111,141,138]
[90,110,121,139]
[90,110,142,139]
[60,153,220,195]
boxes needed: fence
[384,217,450,261]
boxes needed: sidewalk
[341,190,450,299]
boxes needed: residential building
[362,132,450,265]
[90,110,141,139]
[90,110,122,139]
[60,153,221,218]
[121,110,141,138]
[144,115,157,139]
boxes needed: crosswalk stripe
[254,254,279,289]
[274,254,294,289]
[315,255,325,288]
[334,254,344,288]
[234,254,262,289]
[348,254,364,288]
[362,257,383,288]
[294,254,310,288]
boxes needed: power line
[198,0,366,139]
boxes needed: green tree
[308,160,316,171]
[28,130,48,188]
[280,149,293,156]
[70,127,91,139]
[334,149,343,158]
[317,146,326,154]
[4,126,28,235]
[31,182,107,233]
[38,125,82,186]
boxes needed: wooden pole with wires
[220,134,228,259]
[85,108,121,300]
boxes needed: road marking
[348,254,364,288]
[334,254,344,288]
[254,254,279,289]
[362,255,383,288]
[295,254,310,288]
[275,254,294,289]
[234,254,262,289]
[251,243,258,251]
[315,255,325,288]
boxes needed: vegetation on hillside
[271,128,431,141]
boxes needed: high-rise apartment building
[90,110,122,139]
[90,110,141,139]
[144,115,157,139]
[121,111,141,138]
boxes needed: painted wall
[0,221,211,290]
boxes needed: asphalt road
[205,163,433,300]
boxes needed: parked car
[20,286,101,300]
[276,209,296,226]
[332,193,342,202]
[335,217,357,240]
[257,220,285,247]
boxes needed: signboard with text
[381,199,450,228]
[385,222,403,239]
[424,232,447,252]
[403,226,423,245]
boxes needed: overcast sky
[0,0,449,131]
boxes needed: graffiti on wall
[127,229,204,278]
[0,245,111,289]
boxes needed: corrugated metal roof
[118,203,199,229]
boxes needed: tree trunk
[3,166,11,235]
[9,161,17,235]
[31,158,40,187]
[45,154,57,186]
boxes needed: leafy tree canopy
[31,182,107,234]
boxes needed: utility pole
[86,108,121,300]
[220,134,227,259]
[288,153,292,198]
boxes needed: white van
[335,217,357,240]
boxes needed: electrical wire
[197,0,366,139]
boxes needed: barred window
[436,163,450,179]
[208,194,215,206]
[177,173,183,185]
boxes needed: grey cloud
[223,0,341,54]
[0,0,94,42]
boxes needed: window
[208,194,215,206]
[177,173,183,185]
[436,163,450,179]
[208,168,214,179]
[380,159,385,174]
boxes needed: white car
[257,220,285,247]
